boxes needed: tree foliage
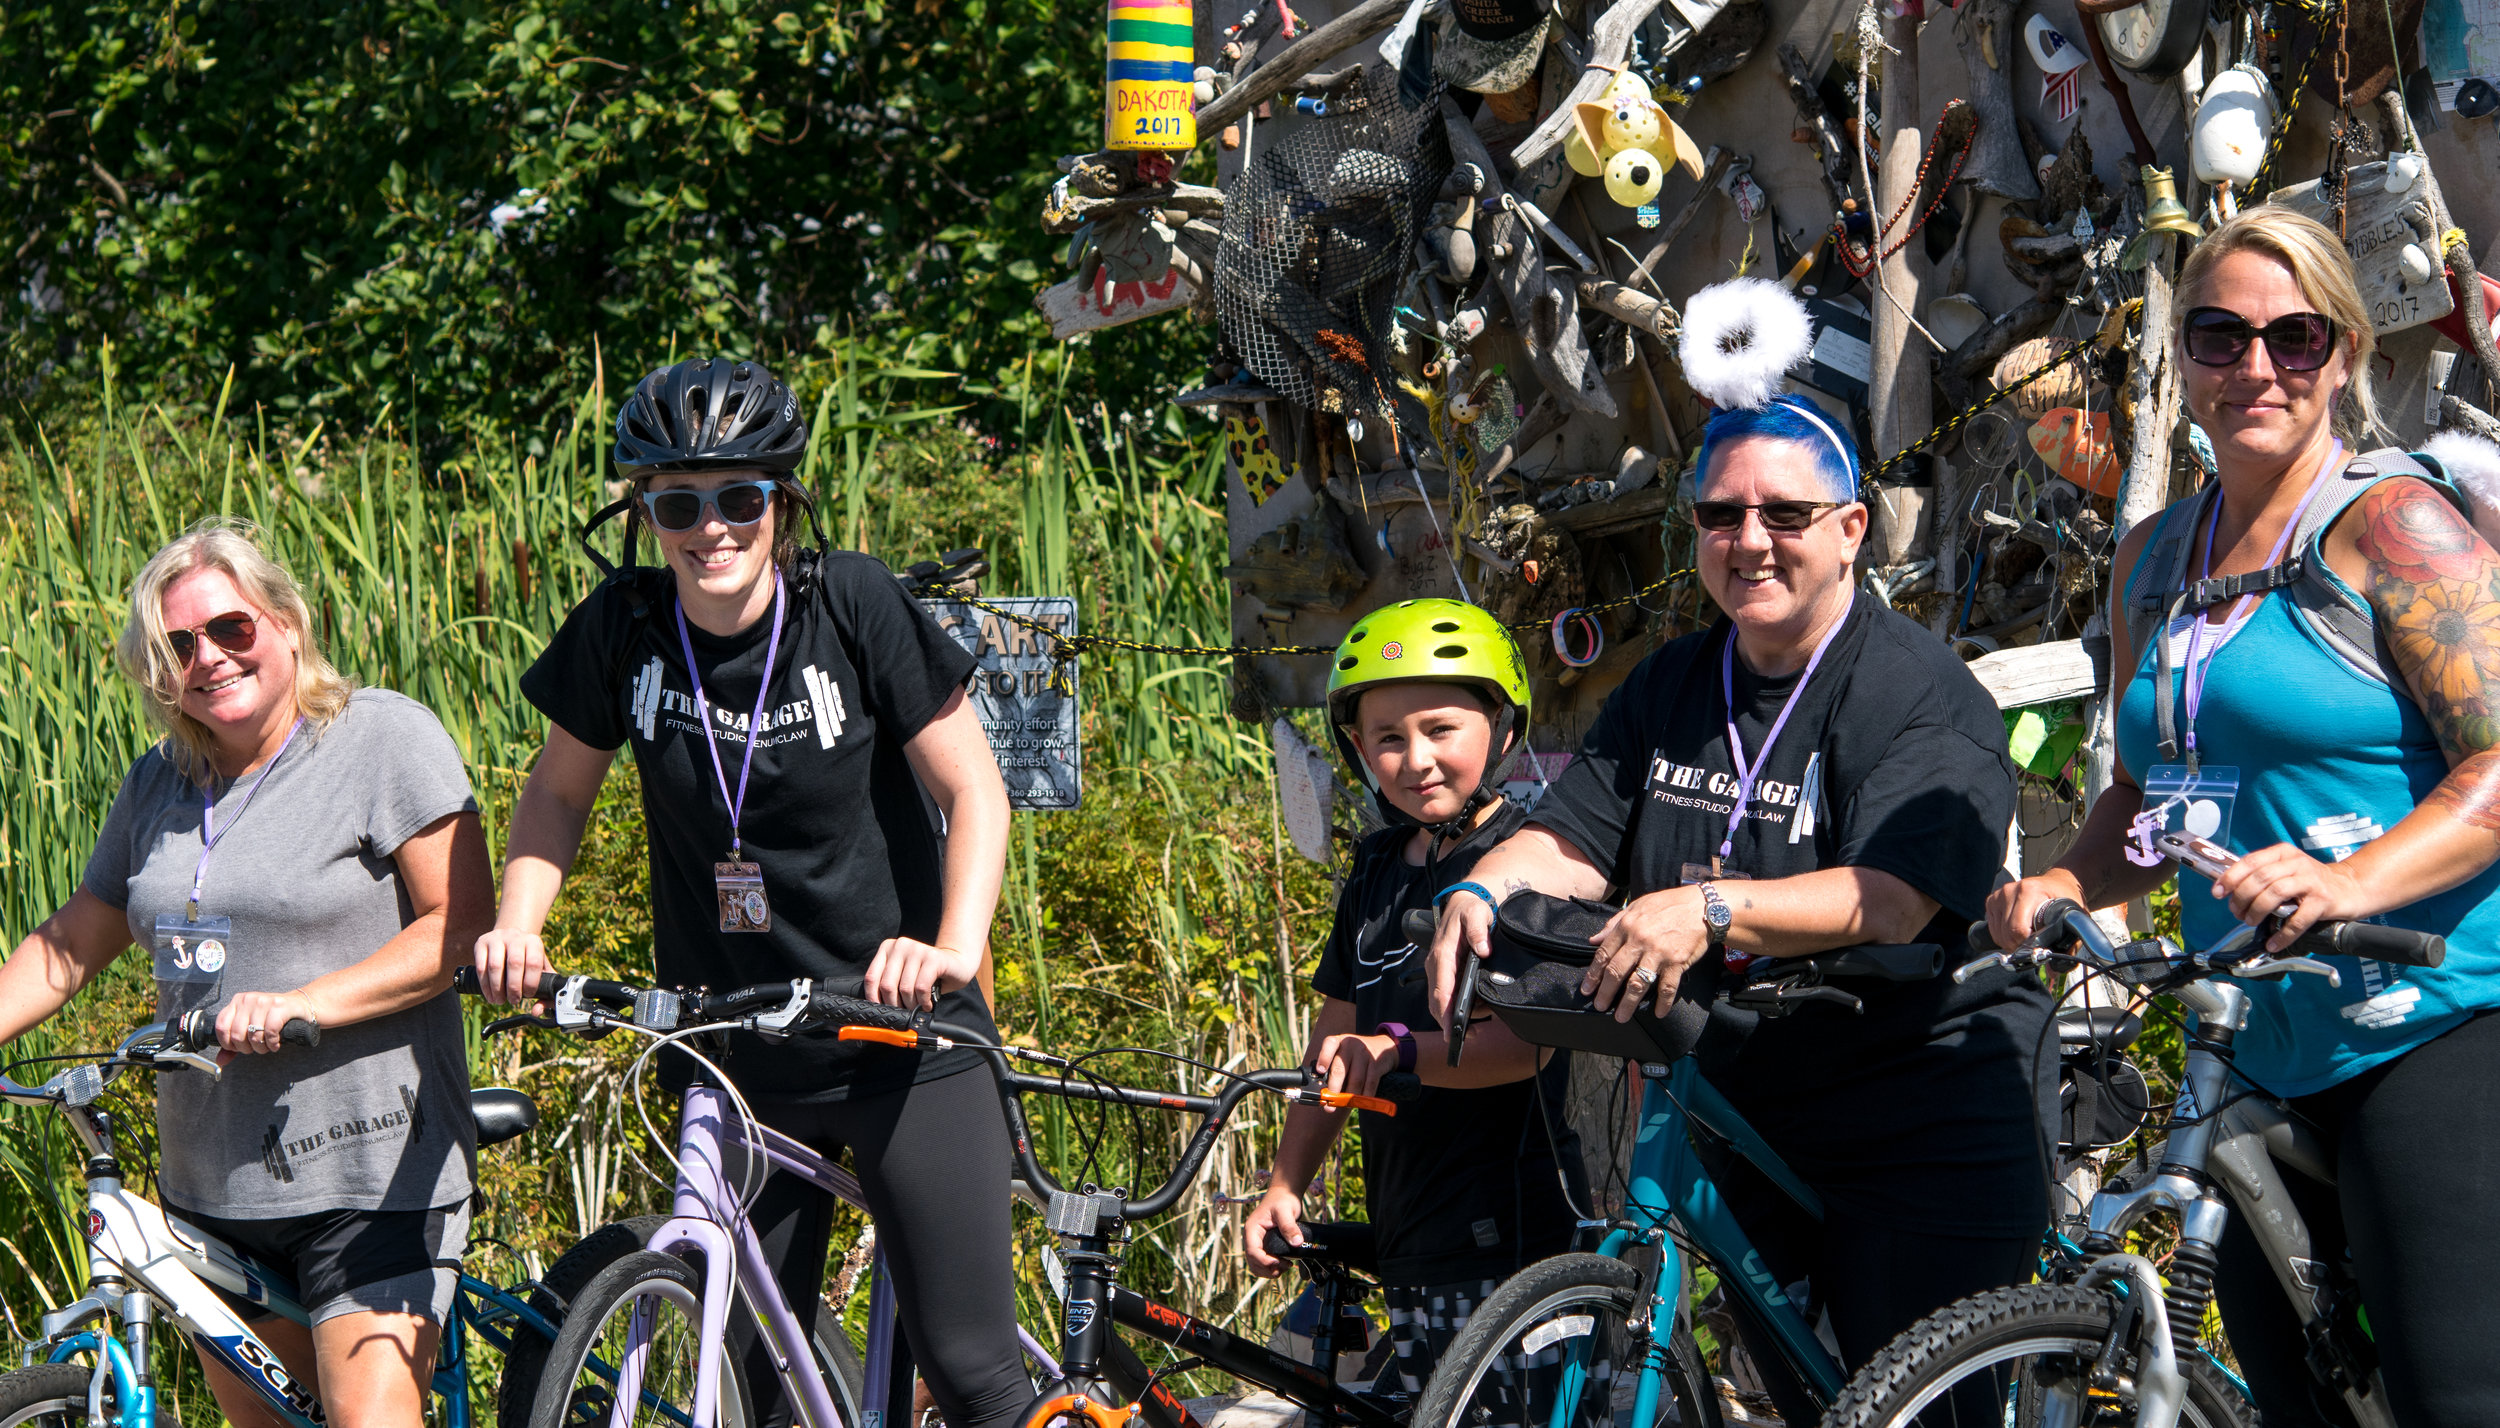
[1,0,1196,435]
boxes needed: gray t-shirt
[83,688,479,1218]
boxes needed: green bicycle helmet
[1327,600,1532,832]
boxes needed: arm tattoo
[2358,481,2500,827]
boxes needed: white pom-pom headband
[2426,429,2500,526]
[1678,278,1853,484]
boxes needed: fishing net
[1216,64,1449,418]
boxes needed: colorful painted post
[1108,0,1196,151]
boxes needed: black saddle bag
[1471,892,1723,1063]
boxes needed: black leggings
[2212,1010,2500,1428]
[736,1067,1028,1428]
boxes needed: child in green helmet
[1240,600,1586,1415]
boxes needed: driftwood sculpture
[1951,0,2039,201]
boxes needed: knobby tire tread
[498,1215,669,1428]
[1408,1253,1720,1428]
[0,1364,98,1428]
[1822,1282,2257,1428]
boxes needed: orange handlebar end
[837,1026,920,1047]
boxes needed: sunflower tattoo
[2360,481,2500,831]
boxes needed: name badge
[2128,766,2241,867]
[716,862,771,934]
[153,913,232,985]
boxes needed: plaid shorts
[1375,1278,1601,1428]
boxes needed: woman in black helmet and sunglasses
[473,358,1027,1428]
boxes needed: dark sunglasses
[638,479,780,533]
[166,611,259,666]
[2182,307,2341,372]
[1692,500,1843,533]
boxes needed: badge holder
[717,862,771,934]
[2129,766,2241,867]
[153,913,232,986]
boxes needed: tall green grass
[0,346,1339,1413]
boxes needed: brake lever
[1726,983,1864,1017]
[1952,951,2016,984]
[2223,954,2342,986]
[1447,961,1478,1067]
[485,1013,561,1039]
[147,1047,224,1079]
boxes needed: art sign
[923,596,1083,810]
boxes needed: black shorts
[173,1201,467,1326]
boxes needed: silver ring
[1627,968,1657,987]
[246,1024,264,1034]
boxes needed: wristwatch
[1377,1022,1418,1073]
[1698,882,1733,950]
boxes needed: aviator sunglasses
[2182,307,2341,372]
[1692,500,1843,533]
[166,612,259,666]
[638,479,781,533]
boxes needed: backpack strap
[2123,484,2222,766]
[2281,448,2469,687]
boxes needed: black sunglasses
[638,479,780,533]
[1692,500,1843,533]
[2182,307,2341,372]
[167,611,259,666]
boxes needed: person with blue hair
[1430,392,2051,1423]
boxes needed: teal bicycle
[1403,913,1957,1428]
[0,1014,571,1428]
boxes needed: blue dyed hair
[1690,396,1861,503]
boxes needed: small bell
[2141,166,2206,241]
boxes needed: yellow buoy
[1108,0,1197,151]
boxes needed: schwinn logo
[216,1334,323,1422]
[1064,1297,1099,1337]
[84,1211,103,1240]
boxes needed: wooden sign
[2272,160,2454,335]
[1035,265,1196,340]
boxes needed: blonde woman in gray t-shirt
[0,521,491,1428]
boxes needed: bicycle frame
[1592,1057,1846,1419]
[619,1081,1064,1428]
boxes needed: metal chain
[1868,335,2094,485]
[948,568,1702,675]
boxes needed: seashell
[1993,337,2088,418]
[2027,407,2120,498]
[2387,152,2424,193]
[2401,242,2435,286]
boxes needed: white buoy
[2191,64,2277,188]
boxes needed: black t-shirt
[521,552,992,1101]
[1533,593,2053,1235]
[1312,800,1586,1285]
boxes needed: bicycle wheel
[502,1219,865,1428]
[1410,1254,1721,1428]
[0,1365,98,1428]
[1824,1283,2257,1428]
[526,1250,753,1428]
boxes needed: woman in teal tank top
[1993,208,2500,1426]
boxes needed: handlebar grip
[172,1012,318,1049]
[452,967,564,1000]
[1376,1070,1423,1104]
[1967,921,1999,955]
[2026,898,2086,951]
[2314,921,2447,968]
[1262,1229,1297,1259]
[808,988,916,1031]
[1401,908,1438,947]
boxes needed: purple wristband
[1378,1022,1418,1074]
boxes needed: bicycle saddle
[471,1087,540,1148]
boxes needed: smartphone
[2156,830,2238,880]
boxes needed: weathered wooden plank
[2271,159,2455,335]
[1967,638,2100,710]
[1035,267,1196,340]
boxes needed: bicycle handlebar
[452,961,1418,1223]
[1964,894,2448,985]
[171,1011,319,1050]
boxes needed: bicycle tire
[501,1218,866,1428]
[526,1250,754,1428]
[1409,1253,1721,1428]
[1824,1282,2257,1428]
[0,1364,99,1428]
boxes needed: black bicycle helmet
[613,358,807,478]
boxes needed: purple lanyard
[2179,441,2340,763]
[188,717,305,920]
[1716,607,1851,865]
[672,574,787,861]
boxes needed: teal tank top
[2114,502,2500,1096]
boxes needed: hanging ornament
[2025,15,2089,122]
[1604,148,1666,207]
